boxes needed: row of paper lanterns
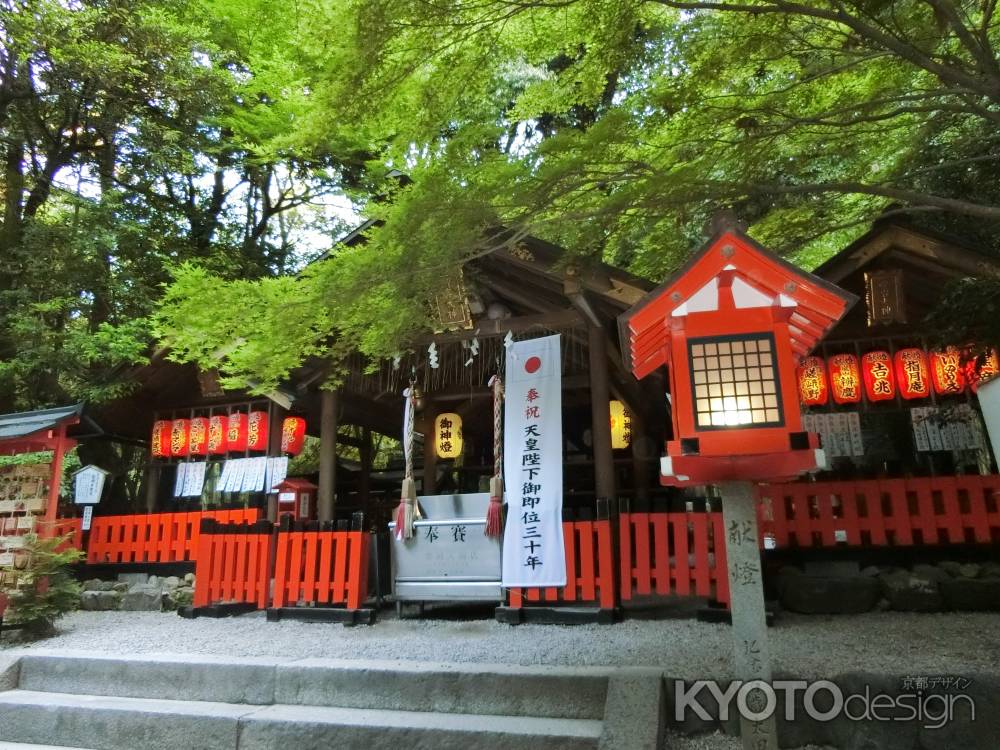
[796,347,999,407]
[150,414,307,458]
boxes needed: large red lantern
[169,419,190,457]
[188,417,209,456]
[281,417,306,455]
[151,420,172,458]
[828,353,862,405]
[861,350,895,402]
[796,356,828,406]
[895,348,930,400]
[247,410,269,452]
[966,348,1000,393]
[930,347,965,396]
[207,415,228,455]
[227,412,248,452]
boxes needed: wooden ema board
[0,463,52,593]
[86,509,259,564]
[507,520,616,610]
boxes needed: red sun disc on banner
[525,356,541,373]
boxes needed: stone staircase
[0,650,663,750]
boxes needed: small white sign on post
[81,505,94,531]
[73,465,109,506]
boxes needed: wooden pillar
[588,324,616,501]
[318,389,338,522]
[359,426,372,519]
[422,405,438,496]
[630,410,651,503]
[266,405,287,522]
[44,427,68,535]
[144,466,160,513]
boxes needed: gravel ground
[3,609,999,680]
[665,730,831,750]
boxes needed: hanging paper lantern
[247,410,269,452]
[188,417,209,456]
[861,351,895,402]
[150,420,172,458]
[207,415,228,455]
[169,419,190,457]
[894,348,930,400]
[227,412,248,452]
[796,356,828,406]
[609,400,632,449]
[434,412,463,459]
[280,417,306,456]
[966,348,1000,393]
[828,354,862,405]
[930,347,965,396]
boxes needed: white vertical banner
[502,334,566,588]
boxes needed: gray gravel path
[3,609,998,680]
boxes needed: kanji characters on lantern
[796,356,828,406]
[150,420,171,458]
[966,348,1000,393]
[280,417,306,455]
[435,412,463,459]
[828,354,862,405]
[227,412,248,452]
[931,348,965,396]
[169,419,190,457]
[247,410,269,451]
[609,399,633,449]
[207,415,228,455]
[188,417,209,456]
[861,351,895,402]
[895,348,930,400]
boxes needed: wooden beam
[411,308,582,345]
[318,389,338,521]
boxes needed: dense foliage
[5,1,1000,398]
[2,533,83,637]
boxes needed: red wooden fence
[508,520,616,610]
[271,529,370,610]
[619,512,730,605]
[86,509,259,564]
[192,520,273,609]
[757,475,1000,549]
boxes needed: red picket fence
[508,520,616,610]
[619,512,730,606]
[757,475,1000,549]
[86,509,260,564]
[271,529,370,610]
[192,520,273,609]
[49,518,83,550]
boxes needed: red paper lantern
[227,412,248,452]
[281,417,306,455]
[150,420,172,458]
[894,348,930,400]
[247,410,269,452]
[796,356,828,406]
[207,415,228,455]
[188,417,209,456]
[861,351,895,402]
[828,353,862,405]
[965,348,1000,393]
[169,419,190,457]
[930,347,965,396]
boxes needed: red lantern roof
[620,230,857,380]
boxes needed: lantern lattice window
[689,334,783,429]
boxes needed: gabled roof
[814,220,1000,283]
[0,403,83,451]
[619,230,857,379]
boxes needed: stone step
[0,690,602,750]
[15,652,610,720]
[0,744,97,750]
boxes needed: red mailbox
[271,477,317,521]
[619,229,855,485]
